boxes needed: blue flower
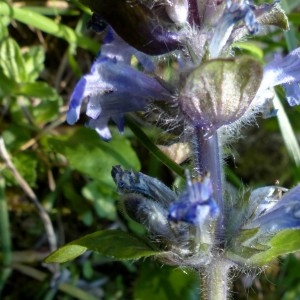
[209,0,260,58]
[168,175,219,227]
[68,1,295,140]
[66,29,173,140]
[260,48,300,106]
[244,185,300,232]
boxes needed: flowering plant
[46,0,300,298]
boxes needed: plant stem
[194,128,224,238]
[194,128,230,298]
[200,258,233,300]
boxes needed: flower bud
[111,165,176,207]
[81,0,182,55]
[122,194,175,239]
[165,0,189,24]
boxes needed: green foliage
[249,230,300,266]
[44,127,140,181]
[134,263,199,300]
[0,2,99,53]
[45,229,159,263]
[227,229,300,266]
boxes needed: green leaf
[0,66,17,96]
[134,262,198,300]
[0,37,27,82]
[248,230,300,266]
[2,124,32,150]
[0,15,9,39]
[82,181,117,221]
[232,42,264,61]
[45,127,140,183]
[0,2,99,54]
[45,230,159,263]
[273,93,300,166]
[31,96,61,125]
[227,229,300,266]
[16,82,58,98]
[288,13,300,25]
[23,46,45,82]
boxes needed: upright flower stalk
[61,0,300,298]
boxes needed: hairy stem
[194,128,229,298]
[194,128,223,229]
[201,258,233,300]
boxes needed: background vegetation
[1,0,300,299]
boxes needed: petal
[111,114,124,133]
[122,195,174,238]
[99,59,171,99]
[101,27,155,72]
[86,95,102,119]
[246,186,287,221]
[168,198,218,226]
[168,176,219,226]
[66,59,113,125]
[244,185,300,232]
[262,48,300,88]
[83,59,172,139]
[66,77,88,124]
[68,54,172,139]
[209,0,259,57]
[88,116,112,141]
[282,82,300,106]
[186,179,213,203]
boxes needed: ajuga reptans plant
[47,0,300,299]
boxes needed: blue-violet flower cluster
[67,0,300,270]
[68,0,300,140]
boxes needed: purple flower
[66,29,173,140]
[209,0,260,57]
[67,1,296,140]
[259,48,300,106]
[244,185,300,232]
[168,175,219,227]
